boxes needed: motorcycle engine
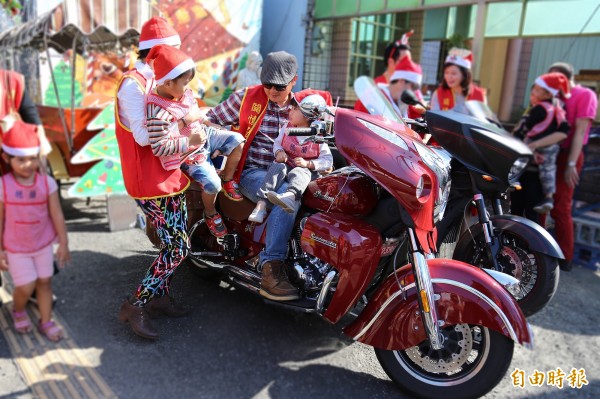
[288,217,334,294]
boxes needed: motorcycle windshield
[353,76,405,124]
[426,109,532,186]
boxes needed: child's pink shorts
[6,243,54,287]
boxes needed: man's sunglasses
[263,82,289,91]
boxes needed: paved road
[1,194,599,398]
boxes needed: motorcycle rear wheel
[375,324,513,399]
[457,230,559,317]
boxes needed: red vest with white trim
[115,70,190,199]
[436,85,486,111]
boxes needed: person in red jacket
[355,55,425,119]
[547,62,598,271]
[430,48,487,113]
[354,30,414,112]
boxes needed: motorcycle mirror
[401,90,425,109]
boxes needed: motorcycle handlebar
[287,127,316,136]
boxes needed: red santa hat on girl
[445,48,473,70]
[1,120,40,156]
[138,16,181,51]
[147,45,196,85]
[390,56,423,85]
[535,72,571,99]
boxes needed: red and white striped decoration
[86,52,96,93]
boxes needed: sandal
[11,309,32,334]
[38,320,63,342]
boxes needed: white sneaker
[248,208,267,223]
[267,191,299,214]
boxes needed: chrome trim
[353,283,416,341]
[316,270,337,314]
[433,278,519,342]
[483,269,521,297]
[353,278,522,344]
[413,251,442,350]
[189,251,222,257]
[228,277,260,294]
[225,265,261,283]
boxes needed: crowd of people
[0,16,597,342]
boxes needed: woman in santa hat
[430,48,487,113]
[0,121,70,342]
[115,17,206,340]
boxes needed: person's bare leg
[13,282,36,313]
[35,278,53,324]
[202,192,218,216]
[221,145,243,182]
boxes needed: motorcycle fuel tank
[303,166,379,215]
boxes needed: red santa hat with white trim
[445,48,473,70]
[138,16,181,51]
[390,56,423,85]
[147,45,196,85]
[535,72,571,99]
[1,120,40,156]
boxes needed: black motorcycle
[401,90,562,317]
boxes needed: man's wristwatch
[568,161,576,167]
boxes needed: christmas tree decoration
[67,159,126,197]
[68,101,126,197]
[44,60,84,107]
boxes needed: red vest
[0,70,24,120]
[436,85,486,111]
[281,133,320,168]
[230,85,270,180]
[115,70,190,199]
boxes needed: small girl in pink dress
[0,121,70,341]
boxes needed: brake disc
[404,324,473,374]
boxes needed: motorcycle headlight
[509,156,530,181]
[414,143,452,222]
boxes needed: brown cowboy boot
[118,299,159,340]
[145,295,190,318]
[259,260,300,301]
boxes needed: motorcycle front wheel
[375,324,513,399]
[457,229,559,317]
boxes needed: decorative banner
[43,59,84,107]
[70,127,120,164]
[87,102,115,131]
[67,158,126,197]
[69,101,124,197]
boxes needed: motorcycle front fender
[454,214,564,260]
[343,258,532,350]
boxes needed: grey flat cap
[260,51,298,85]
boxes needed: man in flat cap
[207,51,300,301]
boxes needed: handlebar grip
[287,127,315,136]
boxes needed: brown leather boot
[145,296,190,318]
[259,260,300,301]
[118,300,159,340]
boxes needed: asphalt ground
[0,192,598,399]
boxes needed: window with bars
[348,13,409,86]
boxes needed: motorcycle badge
[310,232,337,248]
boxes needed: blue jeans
[239,168,297,264]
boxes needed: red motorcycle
[151,105,532,398]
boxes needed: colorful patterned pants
[135,193,189,304]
